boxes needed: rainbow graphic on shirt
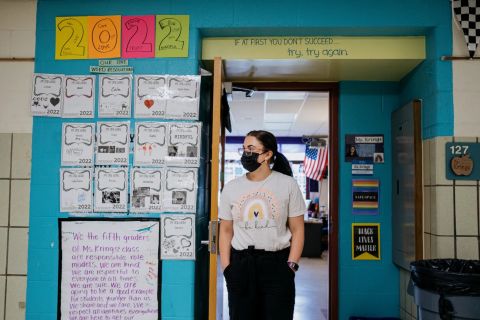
[352,179,379,215]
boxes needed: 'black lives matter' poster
[352,223,380,260]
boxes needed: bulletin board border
[57,217,162,320]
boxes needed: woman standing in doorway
[219,130,305,320]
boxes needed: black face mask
[241,152,265,172]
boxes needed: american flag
[303,145,328,181]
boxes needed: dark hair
[246,130,293,177]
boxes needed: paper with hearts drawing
[165,75,200,120]
[62,76,95,118]
[134,122,168,166]
[165,122,201,167]
[162,168,197,213]
[31,73,64,117]
[161,214,195,260]
[61,123,95,166]
[60,168,93,213]
[134,75,167,118]
[130,168,163,213]
[98,75,132,118]
[95,121,130,165]
[94,168,128,212]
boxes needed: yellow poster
[155,15,189,58]
[88,16,121,59]
[55,16,88,60]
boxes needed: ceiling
[227,90,329,137]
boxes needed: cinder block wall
[0,1,36,319]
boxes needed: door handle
[201,220,219,254]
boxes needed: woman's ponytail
[272,152,293,177]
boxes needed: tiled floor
[223,251,329,319]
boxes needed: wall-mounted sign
[345,134,384,162]
[352,179,379,215]
[96,121,130,166]
[60,168,93,213]
[61,123,95,167]
[31,74,64,117]
[352,223,380,260]
[59,219,159,320]
[446,142,480,180]
[62,76,95,118]
[352,159,373,175]
[94,168,128,212]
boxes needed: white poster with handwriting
[61,123,95,166]
[96,121,130,166]
[165,122,201,167]
[31,73,64,117]
[94,168,128,212]
[134,122,168,166]
[161,214,195,260]
[134,75,167,118]
[130,169,163,213]
[60,168,93,213]
[60,220,159,320]
[165,75,200,120]
[162,168,197,213]
[98,75,132,118]
[63,75,95,118]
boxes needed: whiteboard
[60,219,160,320]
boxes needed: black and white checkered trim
[453,0,480,57]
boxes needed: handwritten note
[98,75,132,118]
[165,122,201,167]
[55,16,88,60]
[122,15,155,58]
[96,121,130,166]
[155,15,189,58]
[61,123,95,166]
[63,76,95,118]
[162,168,197,213]
[134,75,167,118]
[31,74,64,117]
[88,16,121,59]
[60,168,93,213]
[94,168,128,212]
[130,169,162,213]
[134,122,168,166]
[161,214,195,259]
[60,220,159,320]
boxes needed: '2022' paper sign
[96,122,130,166]
[60,168,93,213]
[161,214,195,260]
[134,122,168,166]
[61,123,95,166]
[63,76,95,118]
[94,168,128,212]
[99,75,132,118]
[31,74,64,117]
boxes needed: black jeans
[223,246,295,320]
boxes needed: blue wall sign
[446,142,480,180]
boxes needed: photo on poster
[61,123,95,166]
[165,122,201,167]
[134,75,167,118]
[345,134,384,162]
[130,168,162,213]
[161,214,195,260]
[60,168,93,213]
[59,219,160,320]
[96,121,130,165]
[165,75,200,120]
[62,75,95,118]
[98,74,132,118]
[94,168,128,212]
[162,168,197,213]
[31,73,64,117]
[134,122,168,166]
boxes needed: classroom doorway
[203,70,339,320]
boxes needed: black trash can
[409,259,480,320]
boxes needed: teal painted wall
[339,82,400,319]
[29,0,453,319]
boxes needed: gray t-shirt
[219,171,306,251]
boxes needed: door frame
[231,81,339,320]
